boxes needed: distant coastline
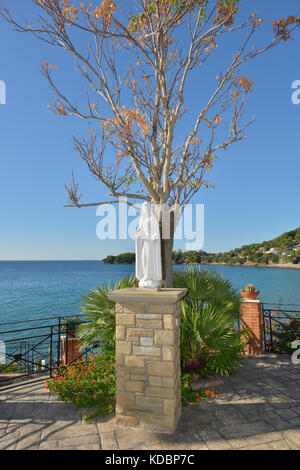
[102,259,300,270]
[202,262,300,270]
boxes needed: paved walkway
[1,354,300,450]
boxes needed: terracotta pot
[240,289,260,300]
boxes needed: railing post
[57,317,61,368]
[49,326,53,376]
[66,322,69,364]
[269,310,274,352]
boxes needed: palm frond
[175,268,245,376]
[77,274,135,354]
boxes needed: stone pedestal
[107,288,187,434]
[240,299,263,355]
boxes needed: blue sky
[0,0,299,260]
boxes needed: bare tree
[1,0,299,286]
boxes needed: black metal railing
[0,314,98,390]
[262,303,300,353]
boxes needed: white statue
[136,202,162,289]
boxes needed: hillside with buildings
[103,228,300,267]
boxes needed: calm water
[0,261,300,324]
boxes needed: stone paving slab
[0,355,300,450]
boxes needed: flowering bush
[47,356,215,416]
[266,317,300,354]
[46,354,115,416]
[181,373,215,406]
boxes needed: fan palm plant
[174,267,246,376]
[180,299,246,376]
[174,267,241,319]
[77,275,135,355]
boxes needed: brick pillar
[107,288,187,434]
[61,336,82,365]
[240,299,263,355]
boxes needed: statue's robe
[136,202,162,288]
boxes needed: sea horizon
[1,259,299,271]
[0,259,104,262]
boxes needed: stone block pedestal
[107,288,187,434]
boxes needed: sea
[0,260,300,325]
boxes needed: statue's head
[141,202,151,218]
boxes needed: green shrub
[0,362,26,374]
